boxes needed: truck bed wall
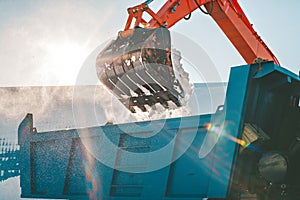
[18,62,300,199]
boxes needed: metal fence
[0,138,20,182]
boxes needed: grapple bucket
[96,27,184,113]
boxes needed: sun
[44,42,88,85]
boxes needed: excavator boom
[96,0,280,113]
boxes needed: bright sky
[0,0,299,86]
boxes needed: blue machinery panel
[18,62,300,199]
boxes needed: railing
[0,138,20,182]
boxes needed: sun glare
[45,42,88,85]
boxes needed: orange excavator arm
[124,0,280,65]
[96,0,280,113]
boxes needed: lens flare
[205,123,213,131]
[205,123,222,134]
[81,136,102,199]
[227,135,247,147]
[203,122,261,153]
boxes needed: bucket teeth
[122,90,181,112]
[96,27,185,113]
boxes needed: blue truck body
[18,62,300,199]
